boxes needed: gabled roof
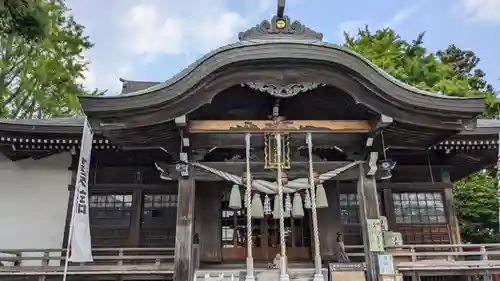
[76,15,483,133]
[460,119,500,135]
[0,116,85,134]
[119,78,159,95]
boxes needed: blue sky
[67,0,500,94]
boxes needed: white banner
[69,118,94,262]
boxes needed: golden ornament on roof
[276,19,286,29]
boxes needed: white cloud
[121,0,249,59]
[80,68,96,90]
[338,20,365,42]
[67,0,273,94]
[257,0,274,12]
[460,0,500,23]
[384,1,427,28]
[123,4,184,56]
[75,54,96,90]
[338,1,425,42]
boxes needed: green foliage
[343,26,500,243]
[0,0,103,119]
[454,172,498,243]
[343,27,500,118]
[0,0,48,41]
[437,44,500,118]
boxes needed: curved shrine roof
[75,15,483,131]
[0,9,493,148]
[0,4,496,180]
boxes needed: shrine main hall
[1,2,500,281]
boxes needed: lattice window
[392,192,446,223]
[339,193,360,224]
[221,190,310,249]
[221,202,236,248]
[89,194,133,247]
[139,193,178,247]
[221,200,254,248]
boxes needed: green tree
[437,45,500,118]
[0,0,101,119]
[343,27,481,98]
[343,26,500,243]
[454,172,498,243]
[0,0,48,41]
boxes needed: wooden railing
[0,247,176,277]
[2,244,500,277]
[344,244,500,260]
[344,244,500,276]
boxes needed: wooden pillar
[174,115,196,281]
[318,181,342,261]
[441,168,461,244]
[129,189,143,246]
[382,187,397,231]
[174,165,196,281]
[358,165,382,281]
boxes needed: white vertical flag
[69,118,94,262]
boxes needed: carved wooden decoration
[238,15,323,41]
[188,120,372,133]
[242,82,325,98]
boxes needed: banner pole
[62,191,77,281]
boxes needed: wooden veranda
[2,244,500,280]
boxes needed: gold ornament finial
[276,19,286,29]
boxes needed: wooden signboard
[377,254,395,275]
[329,263,366,281]
[367,219,384,252]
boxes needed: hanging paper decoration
[304,189,312,209]
[284,207,291,218]
[272,195,280,219]
[251,193,264,218]
[285,193,292,213]
[229,184,242,210]
[263,194,272,215]
[315,184,328,208]
[292,192,304,218]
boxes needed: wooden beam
[189,133,364,149]
[366,114,393,148]
[188,120,372,133]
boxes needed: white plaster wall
[0,153,71,265]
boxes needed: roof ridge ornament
[238,16,323,42]
[242,82,325,98]
[238,0,323,42]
